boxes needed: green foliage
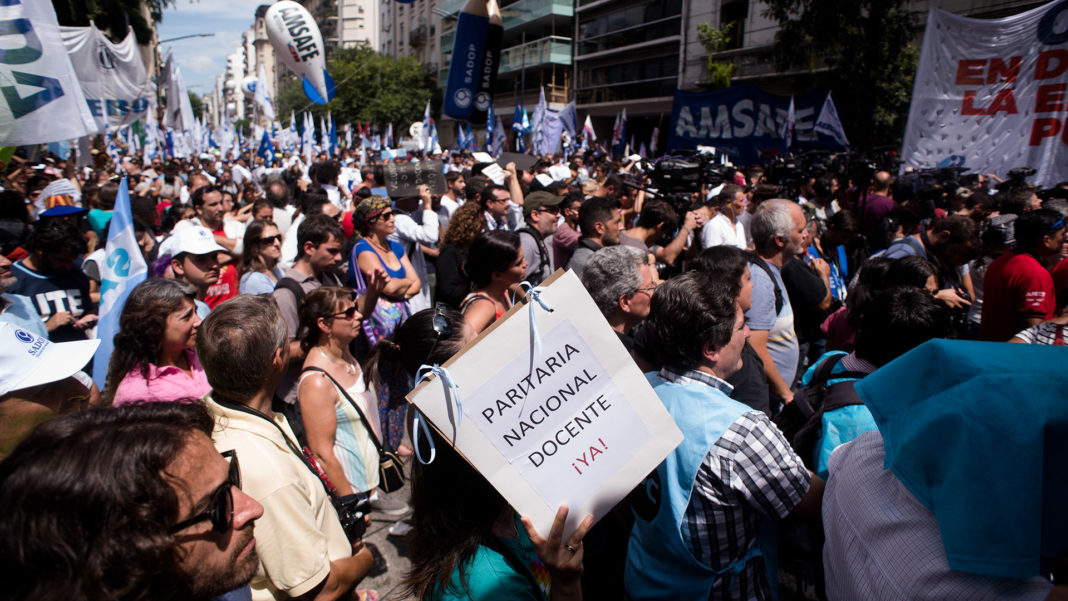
[52,0,176,45]
[276,44,436,131]
[762,0,920,148]
[188,92,203,120]
[233,119,251,138]
[696,23,736,90]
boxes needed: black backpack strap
[748,254,784,315]
[274,276,306,305]
[517,226,551,282]
[821,380,864,413]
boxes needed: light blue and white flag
[92,177,147,387]
[814,92,850,148]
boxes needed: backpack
[772,353,867,470]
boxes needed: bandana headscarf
[352,195,392,237]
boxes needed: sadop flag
[814,92,849,148]
[491,114,506,156]
[92,178,147,387]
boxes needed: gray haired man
[580,245,656,354]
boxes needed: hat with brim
[0,323,100,396]
[524,191,564,214]
[159,224,226,258]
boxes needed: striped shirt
[660,368,811,601]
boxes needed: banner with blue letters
[0,0,97,146]
[60,24,154,133]
[668,84,845,165]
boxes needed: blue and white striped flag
[92,177,147,387]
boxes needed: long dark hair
[462,230,520,289]
[298,286,355,353]
[363,308,509,599]
[238,219,279,277]
[0,402,214,601]
[103,278,197,405]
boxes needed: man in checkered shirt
[625,272,823,601]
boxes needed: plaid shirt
[659,368,811,601]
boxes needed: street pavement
[360,464,416,601]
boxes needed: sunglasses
[170,450,240,534]
[426,302,452,363]
[333,305,360,320]
[374,210,394,221]
[257,234,282,245]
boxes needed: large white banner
[61,25,154,133]
[0,0,96,146]
[901,1,1068,187]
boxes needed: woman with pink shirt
[102,278,212,406]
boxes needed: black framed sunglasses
[333,305,360,320]
[257,234,282,245]
[170,450,241,535]
[426,302,452,363]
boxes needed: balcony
[499,36,572,74]
[500,0,572,29]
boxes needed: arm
[809,258,833,312]
[295,546,374,601]
[298,374,355,496]
[748,330,794,403]
[356,251,411,298]
[655,211,697,265]
[505,162,525,206]
[213,234,238,253]
[396,252,422,297]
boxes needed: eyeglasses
[170,450,240,534]
[257,234,282,245]
[426,302,452,363]
[333,305,360,320]
[633,285,657,296]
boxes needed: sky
[156,0,269,96]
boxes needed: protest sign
[0,0,96,146]
[548,164,572,181]
[900,2,1068,187]
[408,270,683,536]
[497,151,538,173]
[382,159,446,197]
[61,24,154,133]
[667,84,845,165]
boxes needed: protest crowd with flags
[1,1,1068,601]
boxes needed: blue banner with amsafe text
[667,84,845,165]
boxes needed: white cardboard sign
[408,269,683,536]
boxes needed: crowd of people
[0,139,1065,601]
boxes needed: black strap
[274,277,306,305]
[749,254,784,315]
[518,226,551,282]
[213,397,338,498]
[301,366,388,455]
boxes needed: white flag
[255,64,276,120]
[160,52,194,131]
[0,0,96,145]
[814,92,850,148]
[61,24,154,133]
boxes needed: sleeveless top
[354,238,407,279]
[297,370,381,492]
[460,291,505,321]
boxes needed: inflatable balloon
[443,0,488,120]
[469,0,502,125]
[265,1,335,104]
[241,76,258,98]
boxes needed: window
[721,0,748,50]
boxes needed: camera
[638,150,735,214]
[334,493,371,543]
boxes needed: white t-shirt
[701,213,747,249]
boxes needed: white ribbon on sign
[0,0,96,146]
[60,24,155,133]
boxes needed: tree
[52,0,175,45]
[762,0,920,149]
[696,23,736,90]
[188,92,203,120]
[276,44,436,130]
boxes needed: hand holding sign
[408,270,683,537]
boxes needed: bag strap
[274,277,306,305]
[213,397,341,499]
[301,366,388,454]
[748,254,784,315]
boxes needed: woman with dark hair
[103,278,210,406]
[296,286,382,499]
[460,230,527,334]
[884,256,940,293]
[436,202,488,310]
[361,308,592,601]
[350,195,422,454]
[238,219,284,294]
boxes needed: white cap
[159,225,226,259]
[0,323,100,396]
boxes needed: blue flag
[486,102,495,152]
[92,178,148,387]
[258,130,273,162]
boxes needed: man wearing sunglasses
[0,402,264,601]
